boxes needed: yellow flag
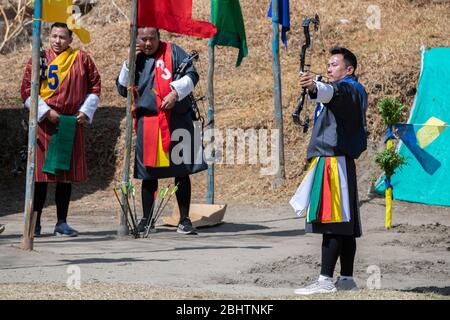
[416,116,447,149]
[34,0,91,44]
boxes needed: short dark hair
[330,47,357,74]
[50,22,73,37]
[138,27,160,38]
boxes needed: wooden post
[271,0,286,189]
[206,45,215,204]
[21,0,42,251]
[118,0,138,236]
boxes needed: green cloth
[209,0,248,67]
[308,157,325,223]
[43,115,77,175]
[375,48,450,206]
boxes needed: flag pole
[206,44,215,204]
[271,0,286,188]
[385,139,393,229]
[118,0,138,236]
[22,0,42,250]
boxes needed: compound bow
[292,14,320,133]
[173,50,203,123]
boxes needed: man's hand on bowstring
[46,109,60,124]
[160,89,179,111]
[299,72,316,93]
[76,111,87,125]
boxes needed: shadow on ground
[0,106,125,217]
[198,222,305,238]
[404,286,450,296]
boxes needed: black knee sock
[320,234,343,278]
[142,179,158,220]
[340,236,357,276]
[55,183,71,225]
[175,176,191,224]
[34,182,48,227]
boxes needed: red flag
[138,0,217,38]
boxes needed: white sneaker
[335,276,358,291]
[294,280,337,295]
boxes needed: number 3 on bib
[156,60,171,80]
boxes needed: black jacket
[116,43,207,179]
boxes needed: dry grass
[0,0,449,205]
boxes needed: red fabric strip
[143,41,173,166]
[320,157,333,222]
[143,116,159,167]
[154,42,173,153]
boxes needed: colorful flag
[394,117,447,175]
[209,0,248,67]
[267,0,290,47]
[137,0,217,38]
[34,0,91,44]
[415,116,447,148]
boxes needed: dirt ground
[1,0,450,301]
[1,185,449,300]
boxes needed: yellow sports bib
[40,47,79,101]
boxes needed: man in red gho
[21,23,101,237]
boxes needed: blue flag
[394,123,441,175]
[268,0,290,47]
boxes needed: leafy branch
[374,148,407,178]
[377,97,407,126]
